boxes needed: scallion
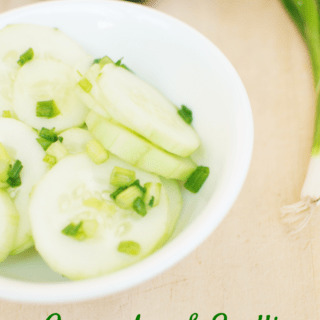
[6,160,23,188]
[115,58,131,72]
[36,100,60,118]
[184,166,209,193]
[93,55,113,67]
[178,105,193,124]
[117,240,141,256]
[110,166,136,187]
[36,127,63,151]
[133,197,147,216]
[17,48,34,66]
[281,0,320,232]
[78,77,93,93]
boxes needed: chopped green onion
[17,48,34,66]
[115,58,131,72]
[43,154,57,167]
[144,182,161,208]
[37,127,63,151]
[36,137,53,151]
[36,100,60,118]
[115,185,144,209]
[178,105,193,124]
[46,141,68,162]
[117,241,141,256]
[62,221,84,241]
[6,160,23,188]
[39,127,59,142]
[110,185,128,200]
[2,110,12,118]
[149,196,155,208]
[184,166,210,193]
[130,179,146,194]
[78,77,93,93]
[86,139,109,164]
[93,55,113,67]
[110,166,136,187]
[133,197,147,216]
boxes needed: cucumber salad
[0,24,209,279]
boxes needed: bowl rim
[0,0,254,304]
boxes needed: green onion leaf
[110,186,128,200]
[184,166,210,193]
[17,48,34,66]
[178,105,193,124]
[36,137,53,151]
[36,100,60,118]
[93,55,114,67]
[86,139,109,164]
[149,196,155,208]
[115,58,131,72]
[6,160,23,188]
[78,77,93,93]
[39,127,59,142]
[117,241,141,256]
[110,166,136,187]
[133,197,147,216]
[2,110,12,118]
[43,154,57,167]
[62,221,84,240]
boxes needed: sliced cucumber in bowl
[29,154,181,279]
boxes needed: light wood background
[0,0,318,319]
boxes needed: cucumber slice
[0,190,19,262]
[60,128,93,154]
[0,24,92,112]
[0,118,48,254]
[86,63,200,157]
[86,112,197,181]
[29,154,180,279]
[13,59,89,131]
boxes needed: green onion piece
[115,58,131,72]
[46,141,68,162]
[130,179,146,194]
[39,127,59,142]
[184,166,210,193]
[93,55,113,67]
[86,139,109,164]
[110,166,136,187]
[7,159,23,188]
[149,196,155,208]
[133,197,147,216]
[178,105,193,124]
[115,185,144,209]
[17,48,34,66]
[78,77,93,93]
[117,241,141,256]
[43,154,57,167]
[36,100,60,118]
[36,137,53,151]
[37,128,63,151]
[110,186,128,200]
[7,160,23,179]
[144,182,161,208]
[2,110,12,118]
[62,221,85,241]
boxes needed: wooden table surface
[0,0,318,319]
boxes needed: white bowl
[0,0,253,303]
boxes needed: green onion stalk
[281,0,320,232]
